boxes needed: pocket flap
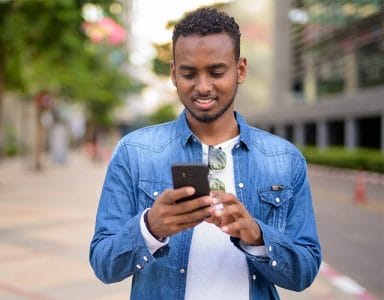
[259,186,293,207]
[138,180,171,201]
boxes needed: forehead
[173,33,236,64]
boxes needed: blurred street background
[0,0,383,299]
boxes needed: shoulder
[248,127,304,159]
[119,120,179,151]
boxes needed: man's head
[171,7,246,125]
[172,7,241,61]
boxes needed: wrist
[144,209,166,242]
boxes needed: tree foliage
[0,0,140,127]
[148,103,178,125]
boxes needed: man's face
[171,33,246,123]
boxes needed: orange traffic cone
[354,173,366,203]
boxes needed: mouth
[192,96,217,110]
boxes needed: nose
[195,75,212,95]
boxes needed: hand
[206,191,264,246]
[146,187,217,240]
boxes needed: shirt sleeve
[140,208,169,255]
[239,240,268,257]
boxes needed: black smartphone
[171,163,210,203]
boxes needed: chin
[188,110,220,123]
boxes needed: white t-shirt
[140,136,267,299]
[185,136,249,300]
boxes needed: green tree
[152,42,172,77]
[0,0,140,167]
[148,103,178,125]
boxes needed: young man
[90,7,321,300]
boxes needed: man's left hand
[206,191,264,246]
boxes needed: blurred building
[230,0,383,150]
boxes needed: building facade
[238,0,383,150]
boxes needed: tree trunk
[0,71,5,160]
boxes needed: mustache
[192,94,218,101]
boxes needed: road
[0,151,382,299]
[309,168,384,298]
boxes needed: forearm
[232,220,321,291]
[90,214,154,283]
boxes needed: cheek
[175,79,192,94]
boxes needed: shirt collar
[175,110,251,150]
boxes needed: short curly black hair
[172,7,241,61]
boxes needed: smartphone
[171,163,210,203]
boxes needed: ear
[237,57,247,84]
[170,60,177,86]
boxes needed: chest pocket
[258,186,293,232]
[138,181,171,210]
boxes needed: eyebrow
[178,63,228,71]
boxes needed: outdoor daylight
[0,0,383,299]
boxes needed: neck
[187,111,239,146]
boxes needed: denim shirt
[90,111,322,300]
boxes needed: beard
[184,84,238,123]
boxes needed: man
[90,7,321,300]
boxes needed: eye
[210,72,224,78]
[181,73,194,79]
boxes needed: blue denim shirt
[90,111,322,300]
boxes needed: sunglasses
[208,145,226,191]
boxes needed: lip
[192,96,217,110]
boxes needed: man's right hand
[146,187,217,240]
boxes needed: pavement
[0,150,380,300]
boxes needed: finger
[221,204,245,220]
[176,219,205,232]
[206,214,222,227]
[221,218,243,233]
[173,195,217,215]
[211,192,239,208]
[174,205,212,225]
[167,187,196,204]
[205,207,223,226]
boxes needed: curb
[319,263,379,300]
[308,165,384,185]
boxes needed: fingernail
[212,197,218,205]
[221,226,228,232]
[214,203,224,211]
[214,209,223,217]
[186,187,195,195]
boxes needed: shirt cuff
[239,240,268,257]
[140,208,169,255]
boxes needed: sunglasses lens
[208,147,226,170]
[209,177,226,191]
[208,146,227,191]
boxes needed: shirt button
[136,264,142,269]
[268,246,272,252]
[238,182,244,188]
[271,260,277,267]
[153,191,159,197]
[252,274,257,280]
[179,268,185,274]
[143,256,148,262]
[275,197,280,203]
[235,144,240,149]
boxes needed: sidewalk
[0,151,375,300]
